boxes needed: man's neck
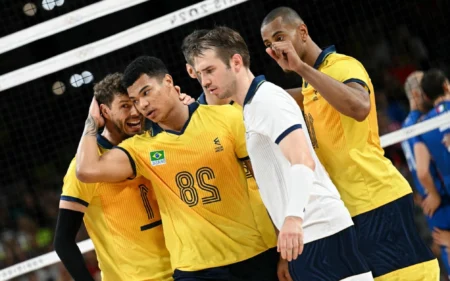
[205,93,231,105]
[234,69,255,106]
[303,40,323,68]
[158,102,189,132]
[434,94,450,107]
[101,125,124,146]
[409,100,419,112]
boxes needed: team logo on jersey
[150,150,166,166]
[214,137,224,152]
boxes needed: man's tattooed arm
[83,115,98,137]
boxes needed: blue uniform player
[412,69,450,275]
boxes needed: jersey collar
[243,75,266,105]
[197,91,234,106]
[97,134,114,149]
[197,92,207,104]
[151,102,200,136]
[313,45,336,69]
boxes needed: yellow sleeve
[116,136,141,178]
[61,158,97,206]
[328,57,371,93]
[225,105,249,160]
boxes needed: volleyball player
[54,73,172,281]
[184,26,373,281]
[75,56,279,281]
[414,70,450,263]
[260,6,438,280]
[402,71,450,275]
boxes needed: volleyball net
[0,0,449,280]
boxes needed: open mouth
[146,109,156,119]
[209,88,218,95]
[126,120,141,130]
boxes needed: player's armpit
[243,159,255,178]
[278,129,315,170]
[59,200,87,213]
[285,87,303,110]
[76,148,134,183]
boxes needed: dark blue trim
[343,78,371,94]
[97,134,114,149]
[198,92,234,106]
[151,102,200,136]
[113,147,137,179]
[304,45,336,88]
[275,124,302,144]
[313,45,336,69]
[141,220,162,231]
[60,196,89,207]
[238,156,250,161]
[243,75,266,105]
[197,92,207,104]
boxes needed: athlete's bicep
[243,159,255,178]
[278,129,315,170]
[77,148,134,183]
[59,200,87,213]
[414,141,431,179]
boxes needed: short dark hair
[181,29,209,66]
[421,69,447,101]
[122,56,169,88]
[261,7,303,29]
[182,26,250,68]
[93,73,127,107]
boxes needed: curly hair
[93,73,127,107]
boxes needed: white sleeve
[252,91,303,144]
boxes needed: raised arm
[268,42,370,121]
[76,98,134,183]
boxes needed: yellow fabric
[374,259,439,281]
[302,52,411,217]
[62,145,172,281]
[118,104,274,271]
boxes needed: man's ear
[100,103,110,119]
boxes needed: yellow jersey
[302,46,412,217]
[197,94,277,248]
[61,134,172,281]
[118,103,274,271]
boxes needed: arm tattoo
[83,115,98,137]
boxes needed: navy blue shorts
[173,247,278,281]
[288,226,370,281]
[352,194,435,278]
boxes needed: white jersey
[243,76,353,244]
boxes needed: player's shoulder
[325,53,365,70]
[197,103,242,118]
[251,82,298,111]
[402,110,422,128]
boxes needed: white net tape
[0,0,449,280]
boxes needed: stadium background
[0,0,449,280]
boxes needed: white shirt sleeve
[251,91,303,144]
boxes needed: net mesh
[0,0,449,280]
[0,0,102,38]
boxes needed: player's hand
[266,41,304,73]
[442,133,450,150]
[277,256,293,281]
[432,228,450,247]
[175,85,196,105]
[278,216,304,261]
[422,191,441,217]
[88,97,105,128]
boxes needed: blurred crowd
[0,23,448,280]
